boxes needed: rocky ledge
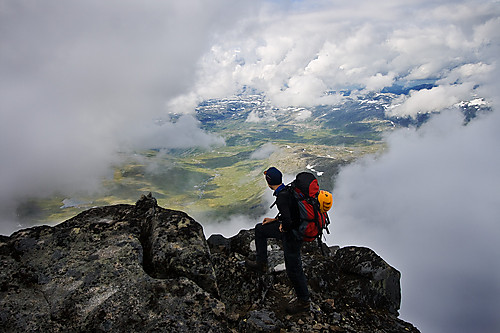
[0,194,419,332]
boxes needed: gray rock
[333,246,402,315]
[241,310,282,332]
[0,194,226,332]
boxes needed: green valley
[18,92,453,227]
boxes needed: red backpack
[290,172,331,242]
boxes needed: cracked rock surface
[1,194,223,332]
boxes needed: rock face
[0,194,420,332]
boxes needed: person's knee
[286,263,302,276]
[255,223,264,235]
[285,255,303,275]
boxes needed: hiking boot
[245,259,267,273]
[285,298,311,314]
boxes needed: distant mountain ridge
[194,89,490,132]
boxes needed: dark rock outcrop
[209,229,416,332]
[0,194,419,332]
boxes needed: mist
[201,172,296,238]
[329,107,500,332]
[0,0,258,234]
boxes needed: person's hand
[262,217,276,225]
[279,224,284,232]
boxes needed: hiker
[245,167,310,314]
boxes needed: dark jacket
[275,186,300,232]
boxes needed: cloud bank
[0,0,257,234]
[330,106,500,333]
[189,0,499,115]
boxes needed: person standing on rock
[245,167,310,314]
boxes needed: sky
[1,0,499,332]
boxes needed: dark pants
[255,222,310,301]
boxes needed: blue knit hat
[264,167,282,185]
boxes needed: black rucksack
[271,172,332,245]
[290,172,331,243]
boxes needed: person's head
[264,167,282,189]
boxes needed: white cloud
[387,83,475,117]
[295,109,312,121]
[124,115,225,151]
[440,62,494,86]
[250,143,280,160]
[329,73,500,333]
[273,75,329,107]
[201,214,258,239]
[363,72,396,91]
[246,110,277,123]
[187,0,498,114]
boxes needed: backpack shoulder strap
[269,184,293,209]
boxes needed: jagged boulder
[333,246,401,315]
[1,194,419,332]
[0,194,225,332]
[138,200,218,296]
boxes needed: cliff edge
[0,194,419,332]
